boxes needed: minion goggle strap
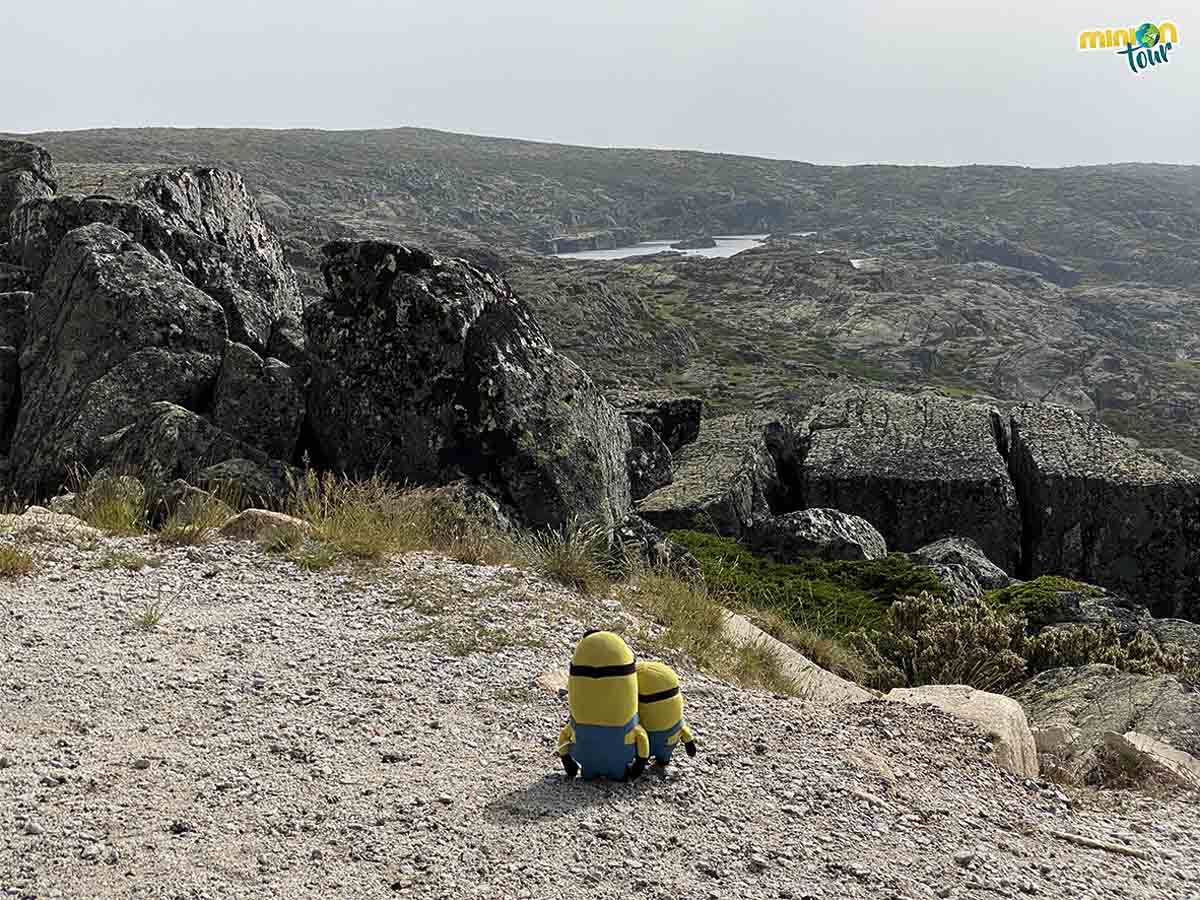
[638,686,681,703]
[569,662,637,678]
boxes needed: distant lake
[555,233,814,261]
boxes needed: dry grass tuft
[0,543,34,578]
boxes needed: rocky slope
[2,529,1199,900]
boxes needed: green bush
[668,530,946,632]
[853,592,1200,693]
[850,593,1028,692]
[984,575,1101,627]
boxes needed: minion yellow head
[568,630,638,727]
[636,660,684,732]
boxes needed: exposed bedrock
[1006,403,1200,620]
[636,411,804,537]
[799,389,1021,573]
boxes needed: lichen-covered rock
[104,402,293,506]
[265,312,309,379]
[626,417,672,501]
[609,389,702,452]
[1013,664,1200,760]
[886,684,1039,777]
[0,291,29,453]
[924,562,985,604]
[747,508,887,562]
[910,536,1012,591]
[220,509,310,541]
[304,240,631,531]
[10,170,302,352]
[211,341,304,462]
[636,412,802,538]
[8,225,227,497]
[613,513,700,576]
[0,140,54,244]
[801,389,1020,573]
[1007,403,1200,619]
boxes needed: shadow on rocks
[481,774,649,824]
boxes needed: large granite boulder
[1013,664,1200,777]
[636,412,802,538]
[211,341,305,462]
[626,416,673,501]
[910,536,1013,590]
[801,389,1021,572]
[1007,403,1200,619]
[0,140,54,245]
[10,169,302,353]
[747,508,887,562]
[304,240,631,532]
[609,388,702,452]
[9,224,227,497]
[0,292,29,453]
[105,402,293,505]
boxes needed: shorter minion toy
[556,630,650,781]
[636,660,696,767]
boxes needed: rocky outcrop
[747,508,887,562]
[1102,731,1200,790]
[211,342,304,462]
[886,684,1039,778]
[0,292,29,453]
[9,224,228,497]
[104,402,293,504]
[636,412,802,538]
[304,240,631,531]
[910,536,1013,590]
[1006,404,1200,619]
[801,390,1020,572]
[608,389,702,452]
[625,417,673,501]
[935,227,1081,288]
[924,563,985,604]
[614,514,700,577]
[1013,665,1200,761]
[0,140,55,245]
[11,171,302,353]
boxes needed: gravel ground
[2,531,1199,900]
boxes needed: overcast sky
[2,0,1194,166]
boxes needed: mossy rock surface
[669,529,946,633]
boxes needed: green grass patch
[0,544,34,578]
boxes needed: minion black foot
[561,755,579,779]
[625,757,647,782]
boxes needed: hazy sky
[2,0,1195,166]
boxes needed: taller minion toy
[636,661,696,766]
[557,630,649,781]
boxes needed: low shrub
[0,543,34,578]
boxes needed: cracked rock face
[636,412,803,538]
[608,389,703,452]
[11,169,302,353]
[625,416,673,501]
[801,389,1021,573]
[0,140,55,245]
[1007,403,1200,620]
[0,291,30,454]
[8,224,227,498]
[211,341,305,463]
[305,240,631,532]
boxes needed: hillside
[9,128,1200,285]
[9,127,1200,461]
[1,523,1198,899]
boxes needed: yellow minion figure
[636,661,696,766]
[557,630,650,781]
